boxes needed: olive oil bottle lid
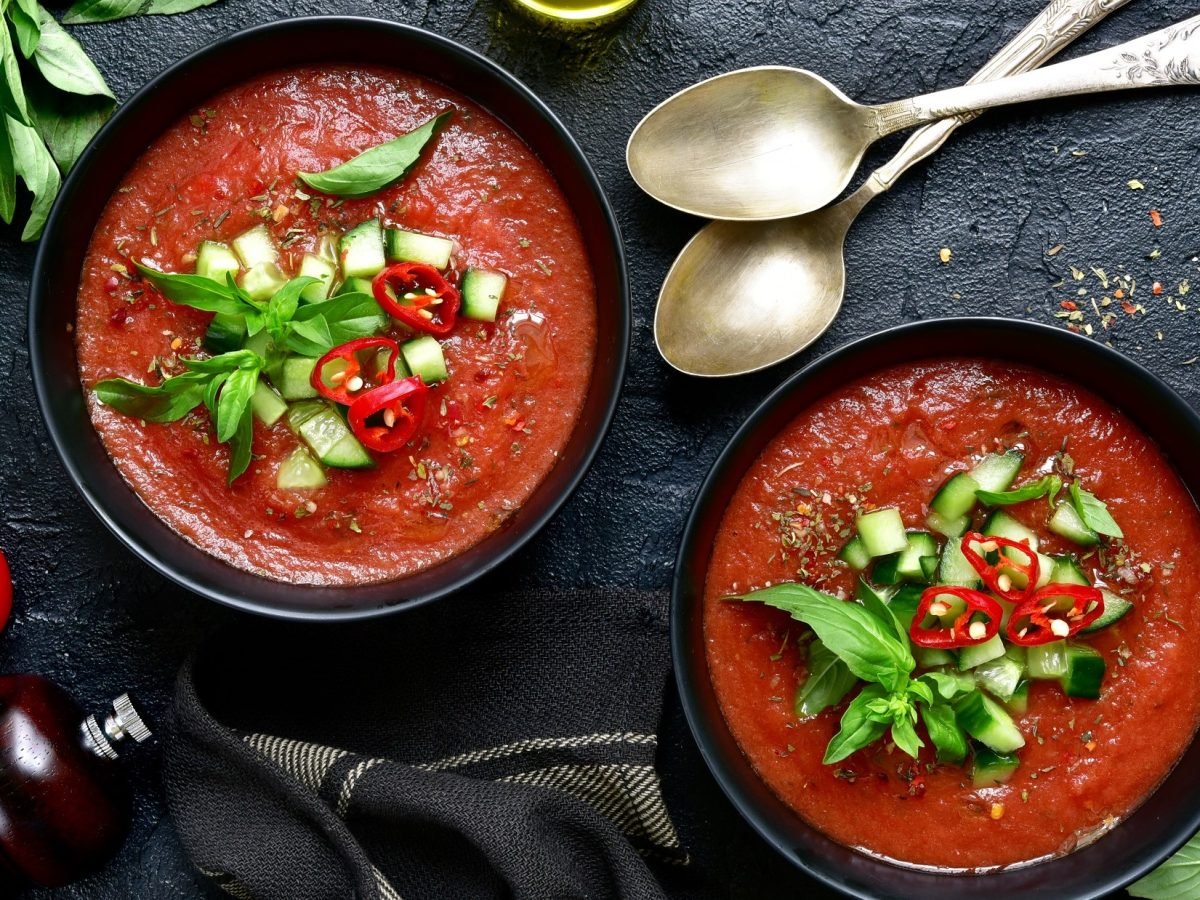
[81,693,152,760]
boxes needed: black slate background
[3,0,1198,896]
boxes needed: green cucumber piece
[337,276,375,296]
[401,335,448,384]
[276,446,327,490]
[1048,501,1100,547]
[873,530,937,584]
[340,219,386,278]
[915,647,956,668]
[276,356,319,401]
[972,747,1020,787]
[204,312,247,354]
[930,471,980,520]
[251,380,288,427]
[1081,590,1133,634]
[298,253,338,302]
[385,228,454,268]
[919,554,938,581]
[958,635,1006,671]
[240,261,288,302]
[1050,554,1090,586]
[1060,643,1105,699]
[969,450,1024,493]
[461,268,508,322]
[196,240,240,283]
[1006,680,1030,715]
[955,691,1025,752]
[973,653,1024,701]
[981,510,1051,588]
[1027,642,1069,680]
[854,579,897,606]
[232,224,280,269]
[937,536,983,588]
[288,402,373,469]
[838,535,871,571]
[926,509,970,538]
[855,507,907,557]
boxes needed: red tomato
[0,550,10,632]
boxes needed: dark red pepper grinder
[0,675,151,891]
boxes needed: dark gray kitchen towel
[163,588,683,900]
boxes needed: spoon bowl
[627,67,870,221]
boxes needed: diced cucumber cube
[958,635,1005,671]
[1060,643,1105,698]
[240,261,288,302]
[204,312,247,354]
[196,240,240,283]
[837,535,871,571]
[955,691,1025,753]
[340,219,386,278]
[298,253,338,303]
[972,747,1020,787]
[915,647,956,668]
[385,228,454,269]
[926,509,970,538]
[973,653,1024,701]
[937,537,982,589]
[929,471,980,520]
[1048,501,1100,546]
[275,356,319,401]
[969,450,1024,493]
[461,268,508,322]
[337,276,375,296]
[855,507,907,557]
[288,401,373,469]
[1027,642,1069,680]
[1081,590,1133,634]
[251,380,288,427]
[232,224,280,269]
[1006,680,1030,715]
[872,530,937,584]
[276,446,327,490]
[401,335,448,384]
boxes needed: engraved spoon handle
[868,0,1132,194]
[873,10,1200,135]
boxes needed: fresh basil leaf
[136,263,251,315]
[920,702,968,764]
[906,679,934,707]
[730,583,914,693]
[7,114,60,241]
[225,396,254,484]
[1070,481,1124,538]
[202,370,227,420]
[32,10,114,99]
[977,474,1062,507]
[855,578,909,650]
[823,684,890,764]
[26,76,112,171]
[298,111,452,199]
[92,370,209,422]
[890,712,923,759]
[10,0,42,58]
[0,111,14,224]
[1130,831,1200,900]
[182,349,262,375]
[144,0,220,14]
[215,365,257,443]
[286,317,333,357]
[266,276,317,343]
[794,639,859,719]
[919,670,973,702]
[0,20,31,125]
[288,292,386,355]
[62,0,145,26]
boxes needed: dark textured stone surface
[2,0,1196,895]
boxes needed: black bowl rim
[672,316,1200,897]
[28,15,630,622]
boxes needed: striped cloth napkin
[163,589,685,899]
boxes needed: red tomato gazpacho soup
[76,66,596,584]
[703,358,1200,870]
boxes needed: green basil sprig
[93,349,262,483]
[298,111,452,199]
[1070,481,1124,538]
[63,0,219,25]
[977,474,1062,508]
[729,583,974,765]
[1130,830,1200,900]
[794,639,858,719]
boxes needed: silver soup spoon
[628,3,1192,222]
[653,0,1132,377]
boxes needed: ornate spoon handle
[874,9,1200,134]
[866,0,1131,196]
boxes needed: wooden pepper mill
[0,675,151,891]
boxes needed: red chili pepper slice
[910,586,1004,649]
[347,376,428,453]
[1006,584,1105,646]
[373,263,460,337]
[311,337,401,406]
[960,531,1040,603]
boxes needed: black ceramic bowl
[28,17,628,621]
[674,318,1200,898]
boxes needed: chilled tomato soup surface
[703,359,1200,870]
[75,66,596,584]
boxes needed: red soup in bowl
[703,357,1200,870]
[75,64,596,585]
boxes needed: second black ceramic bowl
[28,17,629,620]
[674,317,1200,898]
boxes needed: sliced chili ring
[960,531,1040,603]
[1006,583,1105,646]
[347,376,429,453]
[373,262,461,337]
[910,586,1003,649]
[311,337,401,406]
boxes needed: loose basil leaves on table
[727,582,973,765]
[1130,831,1200,900]
[2,0,222,240]
[298,111,453,199]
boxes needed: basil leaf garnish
[921,702,968,764]
[63,0,145,24]
[298,111,452,199]
[7,114,60,240]
[823,684,890,764]
[976,474,1062,507]
[730,583,915,693]
[919,670,972,702]
[265,276,317,344]
[26,77,112,171]
[0,21,31,126]
[215,365,258,443]
[288,292,386,356]
[135,263,250,316]
[1129,830,1200,899]
[9,0,41,58]
[855,578,909,650]
[0,116,14,225]
[225,398,254,485]
[1070,481,1124,538]
[31,10,114,99]
[794,639,859,719]
[890,710,923,759]
[182,349,263,374]
[92,370,210,422]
